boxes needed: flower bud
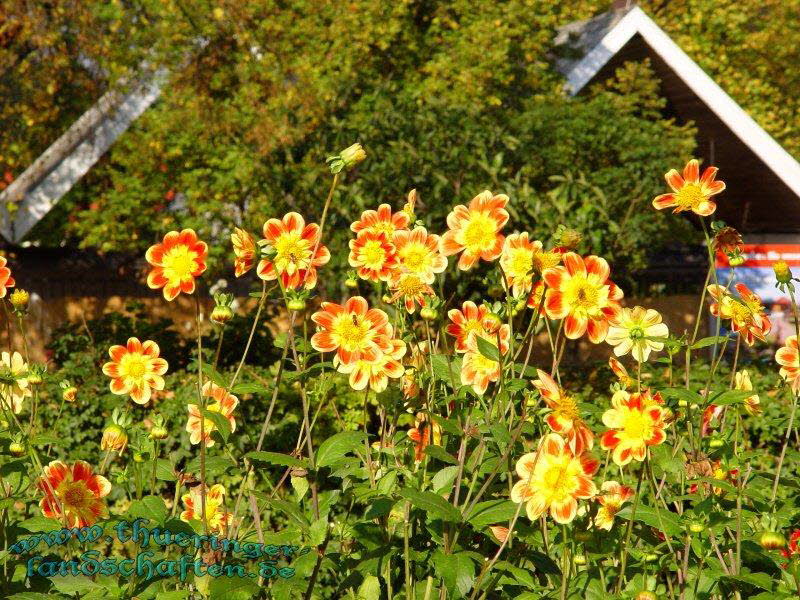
[728,254,745,267]
[774,260,793,285]
[420,307,437,321]
[345,276,359,289]
[287,298,306,312]
[133,452,145,463]
[556,226,582,251]
[101,424,128,454]
[689,522,705,533]
[9,289,29,314]
[149,425,168,440]
[61,385,77,403]
[403,189,418,222]
[708,437,724,449]
[484,312,503,334]
[572,554,587,566]
[635,593,658,600]
[382,295,393,304]
[211,293,234,326]
[644,553,659,563]
[326,143,366,174]
[9,441,25,457]
[27,364,45,386]
[760,531,787,550]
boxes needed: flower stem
[616,458,646,593]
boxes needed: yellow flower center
[565,276,603,314]
[506,248,533,279]
[533,252,561,272]
[537,457,578,502]
[674,183,705,210]
[728,300,753,326]
[360,240,386,268]
[161,245,197,281]
[462,214,497,252]
[471,352,498,374]
[274,233,310,272]
[622,409,653,441]
[333,315,371,350]
[372,222,394,236]
[554,393,579,420]
[400,245,428,273]
[120,353,147,380]
[396,274,426,297]
[60,481,91,509]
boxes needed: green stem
[616,459,646,593]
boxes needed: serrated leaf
[431,551,475,598]
[398,489,461,523]
[466,500,519,528]
[184,455,235,474]
[691,335,730,349]
[475,336,500,362]
[246,451,306,468]
[431,354,461,386]
[155,458,177,481]
[315,430,367,469]
[128,495,168,525]
[431,466,460,494]
[358,574,381,600]
[616,503,681,537]
[424,445,458,464]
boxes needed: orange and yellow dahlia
[511,433,599,524]
[460,324,510,395]
[186,382,238,447]
[652,159,725,216]
[335,330,406,393]
[392,226,447,284]
[231,227,256,277]
[38,460,111,527]
[408,413,442,462]
[102,338,168,405]
[387,271,435,314]
[440,191,509,270]
[351,203,411,237]
[0,255,14,298]
[0,351,31,414]
[257,212,330,290]
[311,296,392,365]
[600,390,668,466]
[594,480,634,531]
[533,369,594,454]
[180,483,232,533]
[707,283,771,346]
[543,252,623,343]
[146,229,208,301]
[348,231,398,283]
[446,301,494,353]
[500,233,560,298]
[777,336,800,393]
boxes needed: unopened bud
[635,593,658,600]
[287,298,306,312]
[556,226,582,250]
[760,531,787,550]
[572,554,587,566]
[9,289,29,314]
[211,293,234,325]
[327,143,366,174]
[689,522,705,533]
[345,277,359,289]
[101,424,128,454]
[420,307,437,321]
[149,425,168,441]
[774,260,793,285]
[62,386,77,403]
[484,312,503,334]
[9,441,25,457]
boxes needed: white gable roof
[559,6,800,204]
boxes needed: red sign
[716,243,800,267]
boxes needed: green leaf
[230,382,270,395]
[316,430,367,469]
[691,336,730,349]
[616,503,681,537]
[432,551,475,598]
[252,493,309,532]
[424,445,458,464]
[189,404,232,443]
[155,458,177,481]
[475,336,500,362]
[28,434,65,447]
[398,489,461,523]
[358,574,381,600]
[659,387,703,405]
[721,572,775,592]
[431,466,460,494]
[309,517,328,546]
[19,516,58,532]
[207,576,260,600]
[128,495,168,525]
[246,451,307,468]
[200,363,227,387]
[707,389,755,406]
[184,455,235,474]
[466,500,519,528]
[431,354,461,385]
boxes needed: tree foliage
[7,0,793,286]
